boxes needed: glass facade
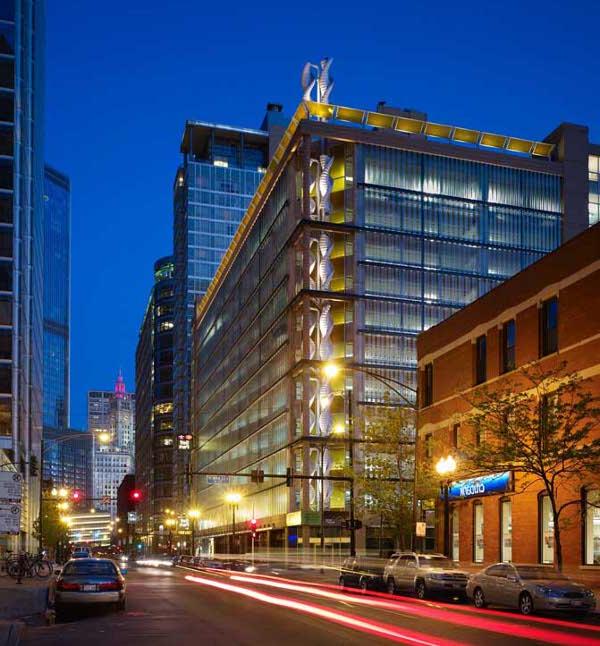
[189,114,576,554]
[42,166,70,441]
[135,257,176,549]
[173,123,268,507]
[0,0,45,552]
[589,155,600,226]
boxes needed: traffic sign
[207,475,230,484]
[0,472,22,501]
[0,502,21,534]
[415,521,427,537]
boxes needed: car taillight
[56,581,80,591]
[98,580,123,591]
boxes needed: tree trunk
[549,495,563,572]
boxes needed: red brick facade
[416,223,600,583]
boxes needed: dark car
[54,558,126,618]
[339,556,387,591]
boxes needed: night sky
[45,0,600,429]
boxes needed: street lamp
[435,455,457,558]
[187,509,201,556]
[225,493,241,555]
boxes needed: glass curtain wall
[357,145,562,404]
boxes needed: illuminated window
[539,494,554,564]
[161,437,173,447]
[213,160,228,168]
[501,499,512,562]
[473,502,484,563]
[584,489,600,565]
[153,402,173,415]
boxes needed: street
[22,564,600,646]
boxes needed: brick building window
[500,498,512,562]
[423,363,433,406]
[473,502,484,563]
[501,319,516,373]
[584,488,600,565]
[540,297,558,357]
[539,494,554,564]
[424,433,433,459]
[452,424,460,448]
[475,335,487,385]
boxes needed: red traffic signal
[248,518,258,539]
[130,489,142,503]
[71,490,82,502]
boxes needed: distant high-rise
[135,257,175,551]
[172,104,287,508]
[89,374,135,517]
[42,165,71,485]
[0,0,45,551]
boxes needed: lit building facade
[135,256,175,550]
[0,0,45,552]
[172,105,286,508]
[89,375,135,517]
[42,165,71,483]
[42,427,91,499]
[190,95,593,553]
[416,223,600,580]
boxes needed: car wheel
[339,576,346,589]
[359,578,369,592]
[415,579,428,600]
[387,578,396,595]
[519,592,533,615]
[473,587,486,609]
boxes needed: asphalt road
[22,565,600,646]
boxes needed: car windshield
[515,567,568,581]
[63,561,117,576]
[418,556,454,569]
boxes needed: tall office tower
[189,70,593,554]
[135,257,175,551]
[42,427,91,499]
[172,104,287,508]
[88,375,135,517]
[42,165,71,485]
[0,1,45,551]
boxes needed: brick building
[416,223,600,579]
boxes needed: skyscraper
[172,104,287,508]
[189,82,592,553]
[135,257,175,550]
[89,375,135,517]
[42,165,71,484]
[0,0,45,551]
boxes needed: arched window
[500,497,512,562]
[539,493,554,564]
[584,488,600,565]
[473,501,484,563]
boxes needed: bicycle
[7,552,52,579]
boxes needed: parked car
[339,556,387,591]
[384,552,469,600]
[71,547,92,559]
[54,558,126,618]
[466,563,596,616]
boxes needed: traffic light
[249,518,258,540]
[285,467,293,487]
[251,469,264,483]
[130,489,142,503]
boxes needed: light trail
[228,575,599,646]
[216,567,600,634]
[184,574,465,646]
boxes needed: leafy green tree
[353,401,418,552]
[464,361,600,571]
[35,500,70,558]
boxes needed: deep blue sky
[46,0,600,429]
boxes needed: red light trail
[184,574,464,646]
[227,575,598,646]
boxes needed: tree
[463,361,600,571]
[353,400,418,553]
[34,500,70,559]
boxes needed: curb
[0,621,24,646]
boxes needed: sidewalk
[0,576,49,620]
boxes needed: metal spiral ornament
[319,155,334,217]
[318,233,334,289]
[301,57,334,105]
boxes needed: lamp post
[187,509,200,556]
[320,361,417,557]
[435,455,457,558]
[225,493,241,555]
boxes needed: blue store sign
[448,472,512,500]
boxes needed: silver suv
[384,552,469,600]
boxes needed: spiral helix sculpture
[318,155,333,217]
[301,57,334,105]
[318,233,334,289]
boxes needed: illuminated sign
[448,472,511,500]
